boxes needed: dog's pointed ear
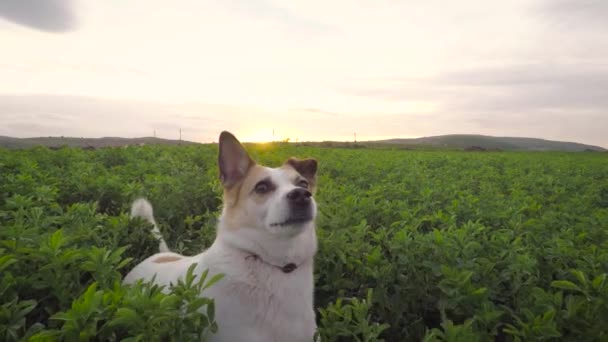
[285,157,318,185]
[218,131,254,187]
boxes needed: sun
[239,129,275,143]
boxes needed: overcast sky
[0,0,606,146]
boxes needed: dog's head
[218,131,318,237]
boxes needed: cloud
[532,0,608,61]
[540,0,608,30]
[339,62,608,147]
[439,64,608,112]
[222,0,335,35]
[0,0,77,32]
[288,108,340,116]
[344,63,608,112]
[0,94,221,141]
[0,93,450,143]
[0,93,605,147]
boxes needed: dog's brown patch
[283,158,318,192]
[153,256,182,263]
[224,164,269,206]
[222,165,272,230]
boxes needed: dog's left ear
[218,131,255,188]
[285,157,318,185]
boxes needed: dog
[123,131,319,342]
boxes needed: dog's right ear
[218,131,254,187]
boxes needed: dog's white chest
[204,262,317,342]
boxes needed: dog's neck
[214,220,318,270]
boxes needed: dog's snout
[287,188,312,205]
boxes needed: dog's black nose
[287,188,312,205]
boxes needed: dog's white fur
[123,132,319,342]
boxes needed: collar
[245,254,298,273]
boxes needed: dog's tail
[130,198,170,253]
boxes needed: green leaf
[471,287,487,296]
[51,312,73,322]
[591,274,606,290]
[207,302,215,322]
[109,308,139,327]
[49,229,65,250]
[16,300,38,318]
[0,254,17,272]
[569,269,588,286]
[551,280,582,292]
[202,273,224,291]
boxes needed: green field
[1,144,607,341]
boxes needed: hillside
[0,136,198,149]
[374,134,606,152]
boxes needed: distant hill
[372,134,606,152]
[0,136,198,149]
[1,134,604,152]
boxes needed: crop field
[1,144,607,341]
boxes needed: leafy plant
[316,289,389,342]
[1,143,607,340]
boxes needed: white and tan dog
[123,131,319,342]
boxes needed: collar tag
[246,254,297,273]
[281,263,297,273]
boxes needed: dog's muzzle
[286,188,313,221]
[287,188,312,206]
[270,188,314,227]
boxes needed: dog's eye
[254,181,271,194]
[297,180,309,189]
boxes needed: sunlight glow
[240,127,306,143]
[240,129,276,143]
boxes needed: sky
[0,0,606,146]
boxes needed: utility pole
[354,132,357,143]
[272,128,275,142]
[179,128,182,141]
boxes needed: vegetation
[1,143,607,341]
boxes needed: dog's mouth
[269,216,313,227]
